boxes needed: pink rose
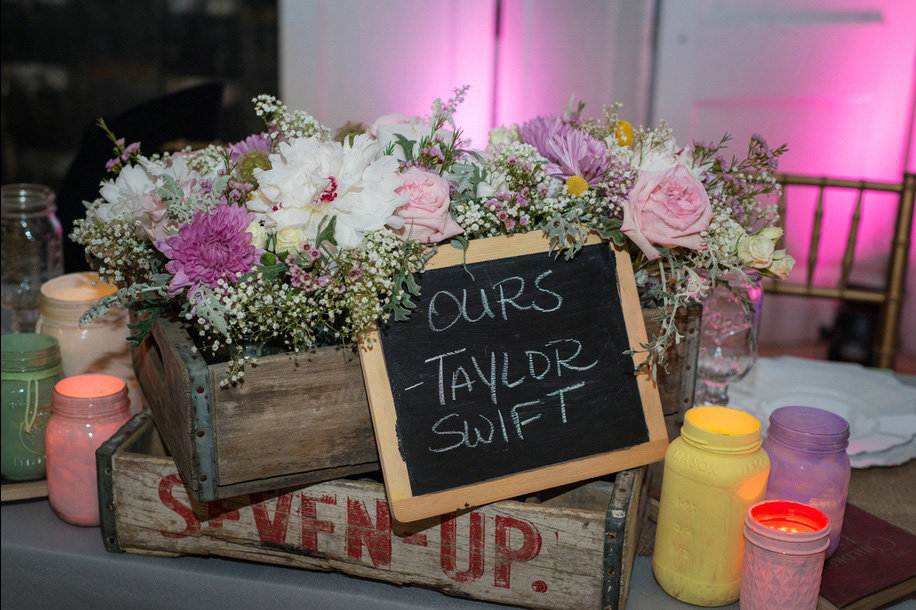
[622,164,712,260]
[393,168,464,243]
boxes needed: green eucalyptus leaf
[392,134,417,161]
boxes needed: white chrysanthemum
[250,134,407,249]
[91,155,212,243]
[93,164,158,224]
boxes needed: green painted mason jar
[1,333,63,480]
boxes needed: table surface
[5,497,914,610]
[3,354,914,609]
[1,495,731,610]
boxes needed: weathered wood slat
[211,347,377,483]
[98,416,644,609]
[134,315,379,501]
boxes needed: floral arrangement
[73,86,793,384]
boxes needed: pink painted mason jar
[45,374,130,526]
[762,406,850,557]
[740,500,830,610]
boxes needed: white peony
[250,134,407,250]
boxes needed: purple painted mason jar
[762,406,851,557]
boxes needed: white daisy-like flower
[250,134,407,249]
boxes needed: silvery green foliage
[79,273,171,346]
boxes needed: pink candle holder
[740,500,830,610]
[45,374,131,526]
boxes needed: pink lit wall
[654,0,916,352]
[280,0,915,355]
[493,1,655,130]
[280,0,497,148]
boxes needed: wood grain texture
[134,315,198,491]
[134,315,379,501]
[615,244,668,450]
[0,479,47,503]
[642,304,702,418]
[210,346,378,484]
[103,418,644,609]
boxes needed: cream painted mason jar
[653,406,770,606]
[35,272,142,412]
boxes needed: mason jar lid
[1,183,55,218]
[744,500,830,556]
[39,272,121,323]
[767,406,850,452]
[1,333,62,372]
[681,405,763,454]
[52,374,129,418]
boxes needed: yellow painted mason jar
[652,406,770,606]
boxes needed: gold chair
[763,172,915,369]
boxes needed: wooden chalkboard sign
[360,231,667,522]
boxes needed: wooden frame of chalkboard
[360,231,667,523]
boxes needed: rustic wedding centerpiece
[72,87,793,501]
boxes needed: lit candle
[45,374,131,526]
[36,272,143,412]
[740,500,831,610]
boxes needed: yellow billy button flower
[616,120,634,147]
[566,175,589,196]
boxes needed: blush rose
[622,164,713,260]
[392,167,463,243]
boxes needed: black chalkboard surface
[360,231,667,523]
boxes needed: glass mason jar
[763,405,850,557]
[46,374,131,526]
[36,272,143,412]
[1,184,64,333]
[653,406,771,606]
[695,272,764,406]
[1,333,63,480]
[740,500,831,610]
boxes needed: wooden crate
[97,413,648,610]
[134,306,695,504]
[132,314,379,502]
[642,303,702,438]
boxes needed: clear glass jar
[46,374,131,526]
[1,333,63,480]
[36,272,143,412]
[695,272,764,405]
[1,183,63,332]
[763,405,851,557]
[653,406,771,606]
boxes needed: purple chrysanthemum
[543,128,610,184]
[156,203,260,298]
[518,116,567,159]
[519,116,610,184]
[228,133,271,162]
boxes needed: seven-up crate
[97,413,649,610]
